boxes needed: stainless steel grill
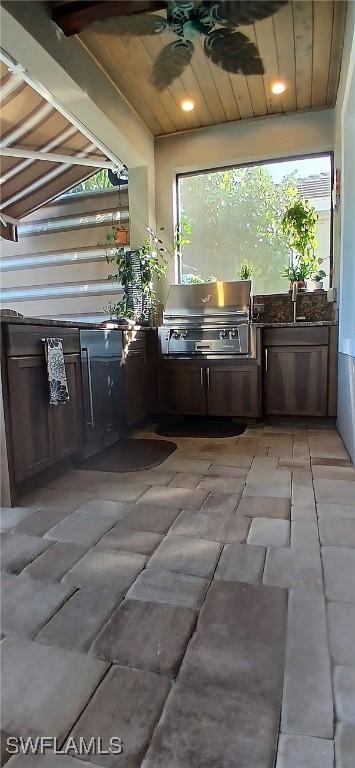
[158,281,252,357]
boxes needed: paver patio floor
[1,423,354,768]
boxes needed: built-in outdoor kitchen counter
[0,302,338,506]
[0,317,157,507]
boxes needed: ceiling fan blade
[152,40,194,90]
[51,1,168,36]
[204,29,264,75]
[214,1,287,26]
[88,14,167,36]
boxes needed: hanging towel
[42,338,69,406]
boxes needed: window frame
[176,151,334,290]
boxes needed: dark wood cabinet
[53,354,83,459]
[124,350,148,427]
[159,364,206,415]
[7,349,83,486]
[207,365,260,417]
[264,345,328,416]
[158,361,261,418]
[7,355,56,483]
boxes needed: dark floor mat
[77,439,177,472]
[156,418,245,439]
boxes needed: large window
[177,154,332,294]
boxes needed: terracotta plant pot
[115,227,129,246]
[289,280,306,291]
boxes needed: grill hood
[164,280,252,325]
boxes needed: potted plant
[239,260,254,281]
[281,198,319,290]
[312,268,327,290]
[105,227,167,325]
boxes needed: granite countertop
[0,316,337,330]
[252,320,337,328]
[0,316,155,331]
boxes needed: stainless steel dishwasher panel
[80,329,123,451]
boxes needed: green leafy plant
[239,260,254,280]
[312,268,327,283]
[105,227,168,323]
[281,197,319,284]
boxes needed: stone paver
[168,472,204,488]
[248,518,290,547]
[314,478,355,504]
[322,547,355,602]
[319,517,355,547]
[327,601,355,664]
[44,510,117,546]
[0,506,36,532]
[291,519,319,549]
[334,666,355,724]
[214,542,266,584]
[282,590,333,739]
[19,487,91,512]
[148,535,221,579]
[22,542,87,582]
[36,587,122,652]
[263,547,323,590]
[198,581,287,645]
[13,508,72,536]
[1,573,73,639]
[244,483,291,499]
[0,533,51,573]
[237,495,290,519]
[142,678,280,768]
[96,526,162,555]
[213,452,253,468]
[163,457,211,474]
[1,636,107,740]
[6,757,101,768]
[317,502,355,520]
[63,548,146,592]
[119,502,181,534]
[137,485,208,510]
[171,501,249,544]
[126,568,209,609]
[74,498,131,521]
[206,464,248,478]
[335,724,355,768]
[90,482,149,503]
[291,504,317,520]
[180,630,284,701]
[198,475,245,493]
[276,734,334,768]
[70,665,170,768]
[93,599,196,677]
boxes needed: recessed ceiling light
[181,99,195,112]
[272,81,286,95]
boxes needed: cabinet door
[124,351,148,427]
[53,354,84,460]
[207,366,260,417]
[265,346,328,416]
[159,365,206,415]
[7,356,55,483]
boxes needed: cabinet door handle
[82,346,94,429]
[206,367,210,389]
[200,368,204,389]
[265,348,268,373]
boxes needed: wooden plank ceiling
[78,0,347,136]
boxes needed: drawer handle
[200,368,204,389]
[206,367,210,389]
[265,348,268,373]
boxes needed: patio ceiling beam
[0,146,119,169]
